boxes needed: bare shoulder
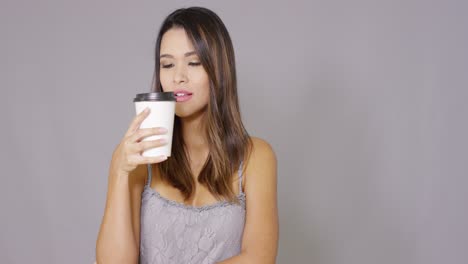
[243,136,277,188]
[247,136,277,170]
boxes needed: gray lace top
[139,161,246,264]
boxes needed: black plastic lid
[133,92,176,102]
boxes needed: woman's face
[159,27,210,119]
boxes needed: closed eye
[189,62,201,66]
[161,63,174,69]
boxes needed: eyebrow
[160,51,197,58]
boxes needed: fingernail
[144,107,150,112]
[160,127,168,133]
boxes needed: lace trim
[143,185,246,212]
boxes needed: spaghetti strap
[238,161,244,195]
[146,164,152,186]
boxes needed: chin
[175,104,207,119]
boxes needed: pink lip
[173,89,193,102]
[176,94,192,102]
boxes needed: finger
[135,138,168,152]
[125,107,150,137]
[129,127,168,143]
[135,154,168,165]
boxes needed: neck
[180,111,209,165]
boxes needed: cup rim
[133,92,176,102]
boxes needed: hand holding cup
[110,108,169,176]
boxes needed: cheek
[159,72,171,89]
[190,70,210,89]
[194,76,210,99]
[201,76,210,100]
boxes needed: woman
[96,6,278,264]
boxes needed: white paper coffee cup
[133,92,176,158]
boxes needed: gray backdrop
[1,0,467,263]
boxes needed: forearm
[96,171,138,264]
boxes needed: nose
[173,64,188,84]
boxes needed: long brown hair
[151,7,253,203]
